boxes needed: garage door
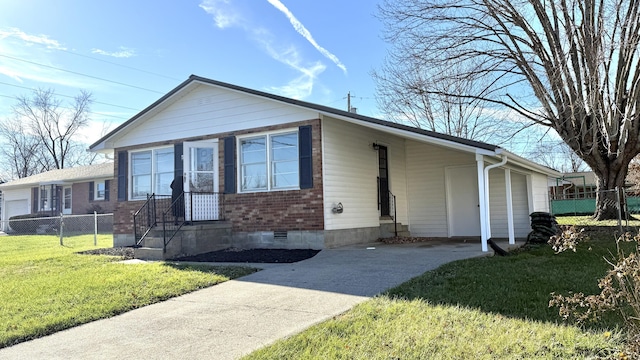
[5,199,29,219]
[4,200,29,232]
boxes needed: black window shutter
[89,181,94,201]
[174,142,183,181]
[55,186,62,212]
[32,187,39,213]
[117,151,128,201]
[104,180,110,201]
[224,136,236,194]
[299,125,313,189]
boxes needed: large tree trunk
[592,164,629,221]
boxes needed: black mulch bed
[171,248,321,263]
[77,247,135,260]
[77,247,320,264]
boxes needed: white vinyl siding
[112,84,318,149]
[406,141,477,237]
[511,172,531,236]
[488,169,531,238]
[530,172,551,212]
[322,117,408,230]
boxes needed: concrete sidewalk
[0,240,508,360]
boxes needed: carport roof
[0,162,114,190]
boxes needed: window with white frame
[130,147,174,199]
[40,186,52,211]
[239,131,298,192]
[94,181,106,200]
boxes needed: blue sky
[0,0,385,144]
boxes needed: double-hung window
[240,131,299,192]
[40,186,52,211]
[130,147,174,199]
[94,181,106,200]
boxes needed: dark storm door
[378,145,390,216]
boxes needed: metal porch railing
[133,192,224,252]
[133,194,172,247]
[389,190,397,237]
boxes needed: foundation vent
[274,231,288,241]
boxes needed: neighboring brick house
[90,75,560,253]
[0,163,116,224]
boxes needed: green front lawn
[555,215,640,227]
[0,235,256,348]
[244,234,626,359]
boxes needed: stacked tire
[527,212,558,244]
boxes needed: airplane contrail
[267,0,347,74]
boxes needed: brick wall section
[112,119,324,236]
[113,200,145,235]
[72,181,117,214]
[221,119,324,232]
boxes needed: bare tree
[378,0,640,219]
[0,120,43,178]
[527,140,588,173]
[373,58,521,144]
[1,89,94,178]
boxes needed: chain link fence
[1,213,113,236]
[550,188,640,232]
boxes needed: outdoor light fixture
[332,202,344,214]
[372,143,380,150]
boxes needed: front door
[184,141,219,221]
[378,145,390,216]
[62,186,72,215]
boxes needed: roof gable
[90,75,499,153]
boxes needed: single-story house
[89,75,560,255]
[0,163,116,227]
[549,171,598,200]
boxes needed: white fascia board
[326,113,499,155]
[90,82,200,152]
[502,150,562,177]
[0,184,35,191]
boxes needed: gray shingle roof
[0,163,114,189]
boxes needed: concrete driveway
[0,240,501,360]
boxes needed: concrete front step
[135,221,233,260]
[134,247,165,261]
[380,222,410,238]
[143,236,164,248]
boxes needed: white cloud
[199,0,242,28]
[0,66,24,83]
[266,0,347,74]
[91,47,136,58]
[0,27,87,87]
[0,27,66,50]
[198,0,341,99]
[257,35,326,99]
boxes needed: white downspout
[483,154,508,244]
[476,154,488,251]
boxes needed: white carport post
[476,154,489,252]
[505,169,515,244]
